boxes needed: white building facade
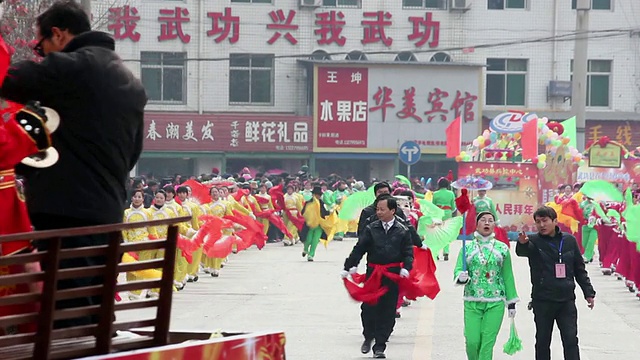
[93,0,640,180]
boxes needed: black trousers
[31,214,111,330]
[532,300,580,360]
[361,275,399,352]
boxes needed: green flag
[563,116,577,148]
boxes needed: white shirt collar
[384,219,395,229]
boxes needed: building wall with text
[95,0,640,116]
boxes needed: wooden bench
[0,216,191,360]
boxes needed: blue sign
[399,141,421,166]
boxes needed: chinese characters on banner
[316,67,369,148]
[314,65,481,151]
[144,113,312,153]
[458,162,539,230]
[586,120,640,148]
[106,6,440,49]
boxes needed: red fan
[181,179,212,204]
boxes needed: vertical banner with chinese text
[316,67,369,149]
[458,162,539,231]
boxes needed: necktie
[384,223,389,233]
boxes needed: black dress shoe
[373,350,386,358]
[361,339,373,354]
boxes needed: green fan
[339,187,375,220]
[580,180,623,203]
[417,199,445,221]
[420,216,463,254]
[623,194,640,244]
[395,174,412,189]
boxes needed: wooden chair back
[0,216,191,360]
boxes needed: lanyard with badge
[550,239,566,278]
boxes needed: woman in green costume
[454,211,519,360]
[431,177,456,260]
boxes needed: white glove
[508,308,516,318]
[420,244,428,250]
[457,271,469,284]
[348,267,358,274]
[400,268,410,278]
[340,270,349,279]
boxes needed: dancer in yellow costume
[205,187,233,277]
[177,186,203,283]
[122,189,158,299]
[148,190,194,291]
[254,183,275,235]
[283,183,303,246]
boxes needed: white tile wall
[94,0,640,116]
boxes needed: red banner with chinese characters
[586,120,640,149]
[143,113,312,153]
[316,67,369,149]
[88,332,285,360]
[458,162,539,231]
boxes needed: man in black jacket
[516,206,596,360]
[343,197,414,359]
[357,181,401,235]
[0,1,147,328]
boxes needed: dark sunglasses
[33,38,46,57]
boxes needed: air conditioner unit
[300,0,322,8]
[450,0,470,11]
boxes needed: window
[310,50,331,60]
[395,51,418,62]
[345,51,367,61]
[402,0,447,9]
[572,0,611,10]
[230,0,272,3]
[140,52,186,103]
[322,0,360,7]
[488,0,526,9]
[229,54,274,105]
[571,60,612,107]
[430,52,452,62]
[486,58,527,106]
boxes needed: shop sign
[144,113,312,153]
[315,64,481,152]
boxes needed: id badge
[555,263,566,279]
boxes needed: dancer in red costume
[0,101,60,335]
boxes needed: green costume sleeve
[501,250,519,305]
[453,246,465,283]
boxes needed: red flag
[521,118,538,160]
[445,116,461,158]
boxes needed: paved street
[118,239,640,359]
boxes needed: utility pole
[571,0,590,151]
[80,0,91,18]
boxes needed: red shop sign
[144,113,312,153]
